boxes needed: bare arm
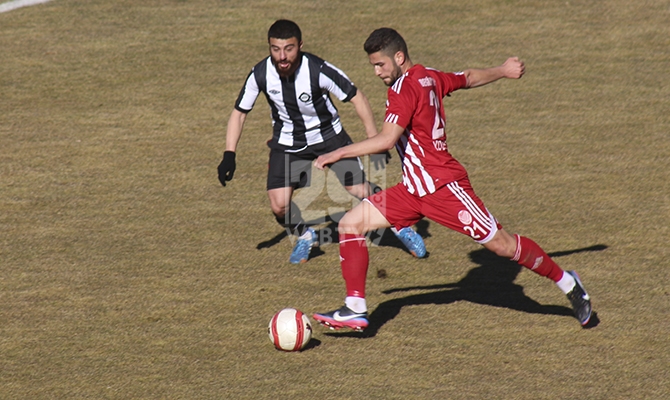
[218,108,247,187]
[463,57,525,88]
[225,109,248,152]
[348,90,379,139]
[314,121,404,170]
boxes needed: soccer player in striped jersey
[313,28,592,330]
[217,20,426,264]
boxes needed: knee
[339,213,363,236]
[484,231,517,259]
[269,201,288,217]
[488,242,512,258]
[344,184,369,200]
[271,206,286,218]
[271,204,289,229]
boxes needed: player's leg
[482,229,563,280]
[339,197,394,299]
[314,185,422,331]
[343,181,371,200]
[331,156,426,258]
[312,199,392,331]
[267,150,318,264]
[427,179,592,326]
[267,186,297,231]
[482,229,592,326]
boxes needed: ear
[299,41,304,50]
[394,51,405,66]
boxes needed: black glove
[217,151,236,187]
[371,151,391,171]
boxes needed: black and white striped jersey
[234,52,358,151]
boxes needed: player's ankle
[556,271,576,294]
[345,296,367,313]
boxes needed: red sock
[339,233,369,298]
[512,235,564,282]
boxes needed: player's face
[269,37,302,77]
[368,51,403,86]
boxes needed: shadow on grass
[325,244,606,338]
[256,230,289,250]
[301,338,322,352]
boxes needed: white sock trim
[345,296,367,313]
[556,271,576,294]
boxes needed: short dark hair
[268,19,302,42]
[364,27,409,58]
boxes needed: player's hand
[370,151,391,171]
[502,57,525,79]
[217,151,236,187]
[314,150,340,170]
[314,155,329,170]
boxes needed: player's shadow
[256,230,289,250]
[256,213,433,259]
[328,244,606,338]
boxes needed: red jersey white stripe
[385,64,469,197]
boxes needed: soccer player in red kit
[312,28,592,331]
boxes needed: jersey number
[428,90,445,140]
[463,221,487,240]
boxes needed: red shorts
[366,179,502,244]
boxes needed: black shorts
[267,131,366,190]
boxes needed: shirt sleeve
[319,61,357,102]
[234,69,260,113]
[438,71,468,97]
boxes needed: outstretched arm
[348,90,379,139]
[314,121,403,170]
[463,57,525,88]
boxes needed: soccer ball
[268,308,312,351]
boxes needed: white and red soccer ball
[268,308,312,351]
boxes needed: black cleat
[313,305,368,332]
[566,270,592,326]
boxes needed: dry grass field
[1,0,669,398]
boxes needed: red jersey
[385,64,468,197]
